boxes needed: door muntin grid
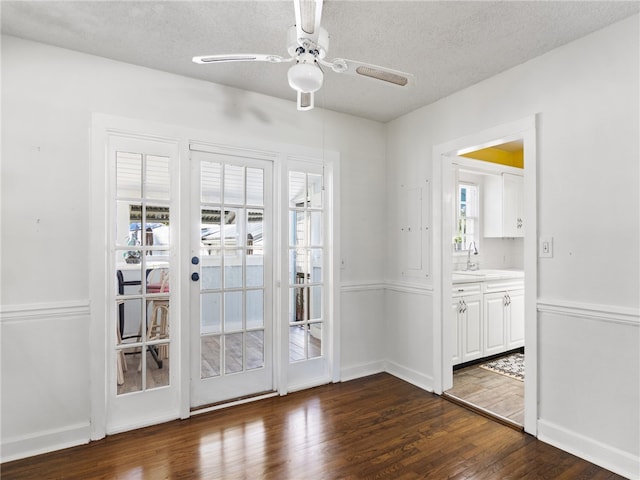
[114,151,172,395]
[199,161,266,379]
[288,171,324,363]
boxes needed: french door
[189,146,274,408]
[106,134,180,433]
[97,119,338,433]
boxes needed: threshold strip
[442,392,524,432]
[190,391,279,416]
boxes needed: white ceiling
[2,1,638,123]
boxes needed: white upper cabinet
[484,172,524,238]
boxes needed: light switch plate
[539,236,553,258]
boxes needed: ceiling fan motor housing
[287,26,329,59]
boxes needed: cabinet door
[461,295,483,363]
[506,290,525,349]
[503,173,524,237]
[484,292,507,356]
[452,301,461,365]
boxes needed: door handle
[191,256,200,265]
[191,272,200,282]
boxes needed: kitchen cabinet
[484,172,524,238]
[452,274,524,366]
[506,289,525,349]
[483,288,525,355]
[452,283,483,365]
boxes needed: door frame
[90,114,340,440]
[431,115,538,435]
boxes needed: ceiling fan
[192,0,415,111]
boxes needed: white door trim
[431,114,538,436]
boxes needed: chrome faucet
[466,241,479,271]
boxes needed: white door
[107,134,180,432]
[284,161,333,390]
[190,147,274,408]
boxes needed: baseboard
[340,361,385,382]
[1,422,90,463]
[538,419,640,480]
[384,360,434,393]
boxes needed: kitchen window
[456,182,478,252]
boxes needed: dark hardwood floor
[1,373,624,479]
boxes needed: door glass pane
[246,168,264,206]
[201,292,221,334]
[289,326,305,362]
[308,323,322,359]
[247,209,263,248]
[310,211,322,246]
[201,257,221,290]
[310,249,323,283]
[308,174,322,208]
[201,335,221,379]
[246,331,264,370]
[290,210,306,247]
[292,286,307,322]
[223,208,241,247]
[289,171,306,207]
[146,155,170,200]
[116,202,142,248]
[201,162,221,204]
[201,208,222,255]
[290,249,308,285]
[224,333,243,374]
[246,249,263,288]
[246,290,263,329]
[116,347,142,395]
[116,152,141,199]
[224,291,243,332]
[310,286,322,320]
[145,344,170,389]
[224,249,243,288]
[143,205,170,252]
[224,165,244,204]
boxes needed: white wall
[386,15,639,478]
[0,35,388,460]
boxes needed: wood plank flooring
[1,373,624,480]
[446,361,524,426]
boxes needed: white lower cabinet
[453,280,524,366]
[452,283,483,365]
[506,290,525,349]
[484,292,507,356]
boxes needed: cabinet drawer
[452,283,482,296]
[484,280,523,293]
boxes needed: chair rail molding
[0,300,91,324]
[537,298,640,326]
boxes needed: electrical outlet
[539,237,553,258]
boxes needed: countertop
[452,269,524,284]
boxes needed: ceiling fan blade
[293,0,324,46]
[325,58,415,87]
[192,54,291,64]
[297,91,314,111]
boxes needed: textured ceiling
[2,1,639,122]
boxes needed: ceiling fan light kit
[288,55,323,93]
[192,0,414,111]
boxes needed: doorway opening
[432,115,537,435]
[444,144,525,429]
